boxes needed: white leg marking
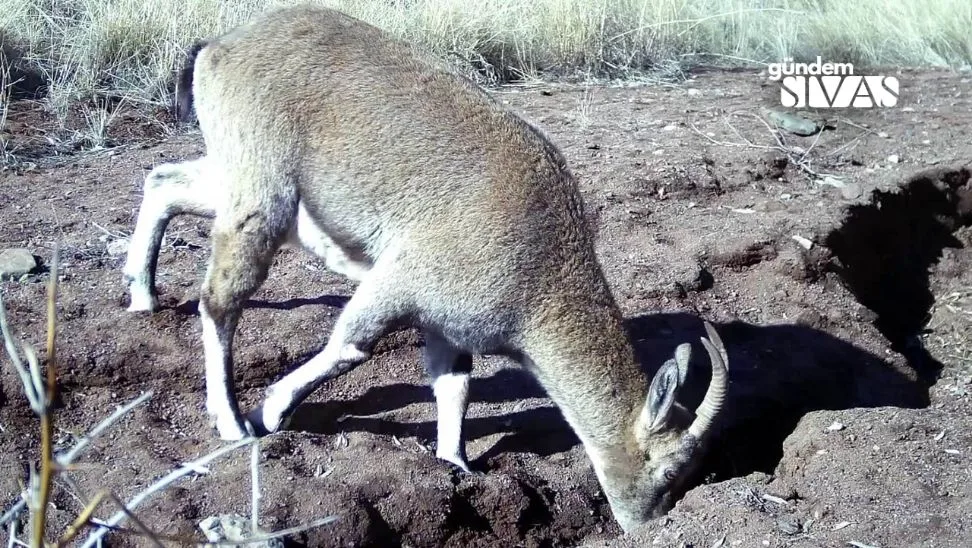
[123,194,167,311]
[124,158,218,312]
[200,303,246,441]
[258,340,368,433]
[433,372,471,471]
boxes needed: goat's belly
[284,201,372,282]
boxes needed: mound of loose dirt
[1,68,970,546]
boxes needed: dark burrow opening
[823,165,972,383]
[624,166,972,510]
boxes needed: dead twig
[250,426,261,534]
[689,110,839,182]
[56,391,153,466]
[0,246,60,545]
[80,436,256,548]
[104,492,165,548]
[55,490,107,547]
[34,243,59,547]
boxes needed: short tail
[174,40,208,123]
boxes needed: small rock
[199,514,283,548]
[877,131,889,138]
[887,154,900,164]
[791,235,813,250]
[777,517,802,535]
[840,182,863,200]
[818,175,845,188]
[106,239,130,257]
[826,421,845,432]
[754,200,785,213]
[687,88,702,96]
[0,248,37,280]
[764,109,821,136]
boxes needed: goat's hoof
[126,293,159,313]
[210,413,248,441]
[243,407,291,437]
[438,453,482,476]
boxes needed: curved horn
[674,342,691,386]
[686,321,729,439]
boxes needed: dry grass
[0,0,969,104]
[0,0,968,158]
[0,249,336,546]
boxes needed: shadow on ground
[824,165,972,382]
[286,311,929,487]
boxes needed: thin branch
[0,292,43,412]
[250,433,261,533]
[79,521,207,545]
[219,515,339,546]
[56,391,153,466]
[1,392,152,531]
[0,391,153,529]
[104,492,165,548]
[34,244,59,548]
[0,500,26,530]
[55,490,107,547]
[7,519,18,548]
[80,437,256,548]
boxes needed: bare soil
[1,68,971,547]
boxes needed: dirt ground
[1,68,971,547]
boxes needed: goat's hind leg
[423,332,474,473]
[123,157,217,312]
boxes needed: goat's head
[599,322,729,533]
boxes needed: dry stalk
[689,110,839,182]
[2,249,334,547]
[79,437,256,548]
[103,492,165,548]
[33,244,59,547]
[54,490,107,547]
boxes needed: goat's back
[190,6,613,349]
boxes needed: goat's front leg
[123,157,217,311]
[199,207,285,440]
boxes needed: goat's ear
[639,357,681,434]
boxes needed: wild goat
[122,5,728,533]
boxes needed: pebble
[886,154,900,164]
[0,248,37,279]
[840,182,863,200]
[106,238,130,257]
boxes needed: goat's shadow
[166,295,351,315]
[285,311,929,481]
[281,165,972,483]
